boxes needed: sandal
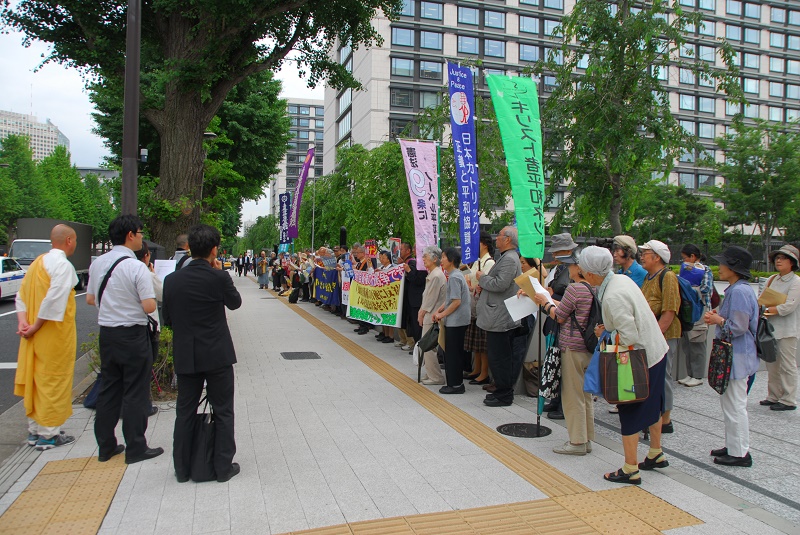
[604,468,641,485]
[638,453,669,471]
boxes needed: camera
[595,238,615,251]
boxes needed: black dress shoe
[713,453,752,467]
[125,447,164,465]
[485,393,496,400]
[217,462,241,483]
[710,447,728,457]
[381,337,393,343]
[771,402,797,411]
[547,410,564,420]
[353,327,362,332]
[149,406,159,417]
[98,444,125,462]
[661,421,674,433]
[439,384,465,394]
[357,328,369,335]
[469,377,491,385]
[759,399,776,406]
[484,398,512,407]
[176,473,191,483]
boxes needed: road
[0,293,99,415]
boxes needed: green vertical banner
[486,75,545,258]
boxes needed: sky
[0,30,323,225]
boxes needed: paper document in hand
[154,259,177,281]
[758,287,787,307]
[530,276,554,305]
[504,295,538,322]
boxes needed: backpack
[569,282,603,352]
[659,270,704,334]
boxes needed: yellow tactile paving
[284,301,704,535]
[0,454,126,535]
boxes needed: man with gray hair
[475,227,522,407]
[171,234,191,270]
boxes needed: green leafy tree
[706,118,800,263]
[241,215,280,254]
[629,184,725,245]
[0,166,22,246]
[82,173,118,249]
[0,135,50,222]
[3,0,402,248]
[36,145,92,222]
[536,0,740,235]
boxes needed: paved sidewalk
[0,272,797,534]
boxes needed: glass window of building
[725,101,740,115]
[685,22,695,33]
[743,104,759,118]
[315,119,324,128]
[699,97,715,112]
[300,106,310,115]
[680,0,694,7]
[345,58,352,73]
[680,149,695,163]
[289,105,298,114]
[699,122,715,138]
[520,0,539,5]
[390,119,410,139]
[699,21,715,37]
[544,20,560,36]
[726,0,741,16]
[789,35,800,50]
[679,68,696,84]
[338,111,351,140]
[770,57,785,72]
[392,28,414,46]
[391,58,414,76]
[770,82,784,97]
[743,53,759,68]
[315,131,324,141]
[543,75,557,90]
[520,16,539,34]
[680,120,695,134]
[743,28,760,44]
[699,174,715,188]
[698,46,715,61]
[789,84,800,99]
[420,2,442,20]
[788,108,800,120]
[391,88,413,107]
[698,0,715,9]
[420,60,442,79]
[771,32,786,48]
[315,107,324,116]
[420,31,442,49]
[546,48,564,64]
[679,173,696,189]
[680,43,694,58]
[744,3,760,19]
[420,91,441,108]
[726,25,741,41]
[485,40,505,58]
[544,0,563,9]
[743,78,759,94]
[679,94,696,110]
[290,117,298,126]
[520,44,540,61]
[485,11,505,29]
[299,130,309,139]
[458,7,479,25]
[653,65,668,80]
[458,36,479,54]
[400,0,414,16]
[578,54,589,69]
[772,7,786,23]
[339,89,352,112]
[790,11,800,26]
[789,60,800,74]
[299,118,310,127]
[769,106,783,121]
[339,43,352,63]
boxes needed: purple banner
[447,63,480,264]
[288,147,315,238]
[279,192,291,244]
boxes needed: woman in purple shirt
[704,246,759,468]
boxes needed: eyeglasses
[133,230,144,235]
[775,255,789,261]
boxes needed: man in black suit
[163,224,242,483]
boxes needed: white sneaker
[553,441,587,456]
[684,377,703,387]
[608,406,619,414]
[401,345,413,351]
[586,441,592,453]
[422,378,444,385]
[394,341,405,347]
[678,376,691,385]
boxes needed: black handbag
[418,323,440,353]
[756,315,778,363]
[190,397,216,482]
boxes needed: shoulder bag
[756,276,779,363]
[599,333,649,404]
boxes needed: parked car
[0,257,25,300]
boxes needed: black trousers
[444,324,468,387]
[487,329,517,404]
[236,265,243,276]
[95,325,152,460]
[173,365,236,480]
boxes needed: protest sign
[487,75,545,259]
[364,240,378,259]
[399,139,439,266]
[288,147,315,238]
[313,266,340,306]
[347,265,405,327]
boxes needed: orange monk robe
[14,254,77,427]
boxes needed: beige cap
[613,235,637,255]
[639,240,671,264]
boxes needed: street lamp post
[121,0,141,216]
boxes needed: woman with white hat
[760,244,800,412]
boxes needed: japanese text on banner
[279,193,291,244]
[486,75,545,258]
[447,62,480,265]
[346,265,405,327]
[399,139,439,266]
[288,147,315,238]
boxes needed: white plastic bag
[412,343,421,367]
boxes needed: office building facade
[270,98,325,218]
[0,110,70,161]
[324,0,800,215]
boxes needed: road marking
[0,292,87,317]
[0,363,17,369]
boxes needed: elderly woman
[760,244,800,412]
[533,253,594,455]
[705,246,759,467]
[419,246,447,385]
[432,247,472,394]
[580,246,669,485]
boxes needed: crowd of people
[12,218,798,488]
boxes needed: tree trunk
[609,175,623,235]
[148,89,208,250]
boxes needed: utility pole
[121,0,141,215]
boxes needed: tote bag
[190,397,217,482]
[600,334,649,404]
[708,338,733,395]
[583,332,610,397]
[756,315,778,363]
